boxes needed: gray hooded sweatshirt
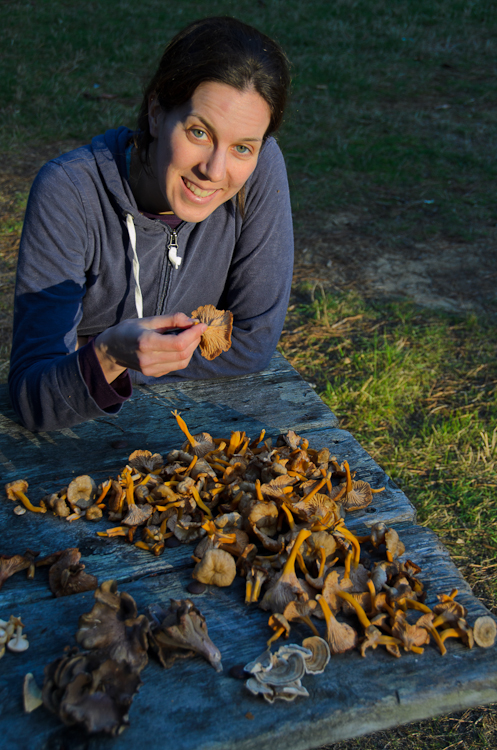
[9,127,293,432]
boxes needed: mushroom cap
[67,476,96,510]
[191,304,233,360]
[341,480,373,511]
[302,636,331,673]
[128,450,163,473]
[5,479,29,500]
[255,651,307,687]
[473,615,497,648]
[0,552,36,590]
[122,503,153,527]
[181,433,216,458]
[192,548,236,587]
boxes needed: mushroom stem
[186,455,198,475]
[245,578,253,604]
[318,548,327,579]
[320,468,332,493]
[343,550,352,580]
[96,479,112,504]
[280,503,295,530]
[266,626,286,647]
[343,461,353,494]
[367,580,376,613]
[336,591,372,629]
[302,474,330,503]
[191,486,213,518]
[282,529,312,578]
[425,625,447,656]
[171,410,197,446]
[335,524,361,566]
[249,429,266,449]
[296,551,309,576]
[255,480,264,502]
[401,598,432,614]
[439,628,463,643]
[14,490,46,514]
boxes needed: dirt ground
[1,143,496,330]
[293,211,497,316]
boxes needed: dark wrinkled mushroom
[76,580,149,673]
[148,599,222,672]
[49,548,98,598]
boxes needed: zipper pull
[167,230,182,270]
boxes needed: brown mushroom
[316,594,358,654]
[76,580,149,673]
[191,304,233,360]
[260,529,312,614]
[48,548,98,598]
[66,476,96,510]
[192,548,236,587]
[148,598,222,672]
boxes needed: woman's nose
[200,148,226,183]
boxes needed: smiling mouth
[183,178,218,198]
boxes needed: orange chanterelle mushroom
[191,304,233,360]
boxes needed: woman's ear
[148,95,161,139]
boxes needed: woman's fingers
[94,314,208,382]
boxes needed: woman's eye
[191,128,207,139]
[235,145,250,155]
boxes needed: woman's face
[148,81,271,222]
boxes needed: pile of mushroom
[37,580,222,735]
[5,414,497,708]
[245,637,330,703]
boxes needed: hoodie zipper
[159,228,182,314]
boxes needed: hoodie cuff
[78,339,132,410]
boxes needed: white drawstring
[126,213,143,319]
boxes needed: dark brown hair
[135,16,290,156]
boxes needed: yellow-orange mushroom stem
[336,590,371,629]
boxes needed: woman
[9,17,293,432]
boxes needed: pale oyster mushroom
[191,304,233,360]
[302,636,331,674]
[23,673,43,713]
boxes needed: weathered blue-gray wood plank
[0,524,495,750]
[0,352,494,750]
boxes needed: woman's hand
[93,312,208,383]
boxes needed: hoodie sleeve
[8,160,129,432]
[162,138,294,381]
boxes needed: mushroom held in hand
[191,304,233,360]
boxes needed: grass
[279,287,497,747]
[1,0,497,242]
[0,1,496,747]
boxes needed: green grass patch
[1,0,496,241]
[280,288,497,611]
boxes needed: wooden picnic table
[0,352,495,750]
